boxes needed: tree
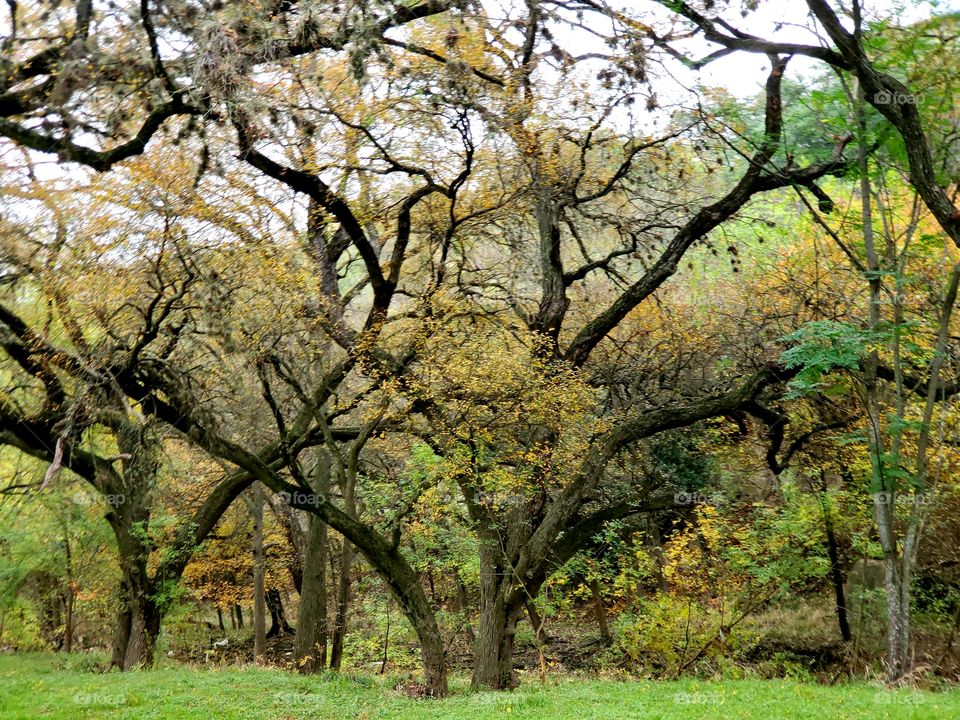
[4,0,954,694]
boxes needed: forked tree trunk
[110,520,163,670]
[266,589,293,637]
[472,549,523,689]
[110,579,162,670]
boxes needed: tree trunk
[526,601,546,643]
[818,471,851,643]
[651,521,668,594]
[252,485,267,662]
[329,539,355,670]
[62,527,74,653]
[329,456,357,671]
[266,589,292,637]
[110,595,131,669]
[294,512,329,673]
[473,597,522,689]
[217,607,226,635]
[589,578,612,646]
[427,565,437,605]
[122,598,162,670]
[877,502,912,681]
[234,604,244,629]
[417,610,448,697]
[855,70,911,684]
[473,549,522,689]
[110,582,162,670]
[109,527,163,671]
[456,573,475,644]
[63,591,74,653]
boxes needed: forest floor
[2,653,959,719]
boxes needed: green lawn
[0,654,957,719]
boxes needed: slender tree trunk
[63,592,74,653]
[217,607,226,635]
[234,604,244,629]
[252,485,267,662]
[526,602,546,643]
[294,512,329,673]
[427,565,437,605]
[283,439,449,694]
[651,521,668,594]
[818,470,851,642]
[329,458,357,671]
[62,527,74,653]
[456,574,476,643]
[589,578,613,646]
[854,67,910,683]
[329,540,355,670]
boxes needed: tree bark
[295,452,331,672]
[456,574,476,644]
[818,470,851,643]
[472,547,523,689]
[294,512,329,673]
[266,589,293,637]
[110,574,162,670]
[62,527,74,653]
[122,597,162,670]
[329,539,355,670]
[589,578,613,646]
[252,484,267,662]
[109,504,163,670]
[329,456,357,671]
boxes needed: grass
[1,653,958,719]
